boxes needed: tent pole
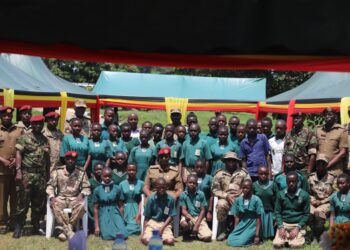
[286,99,296,131]
[91,95,100,123]
[3,88,14,107]
[60,92,68,131]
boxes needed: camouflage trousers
[15,171,46,224]
[217,198,232,222]
[51,196,85,231]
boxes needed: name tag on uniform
[173,151,177,158]
[220,145,224,149]
[197,178,202,184]
[63,208,72,214]
[195,149,201,157]
[164,207,169,215]
[112,142,117,147]
[129,184,135,191]
[76,138,81,144]
[104,186,110,193]
[195,201,201,208]
[298,197,303,204]
[142,148,147,153]
[341,194,346,202]
[94,142,100,147]
[244,199,249,206]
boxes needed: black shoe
[217,231,228,241]
[0,225,8,234]
[182,232,192,242]
[32,225,45,236]
[12,224,22,239]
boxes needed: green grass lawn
[0,233,321,250]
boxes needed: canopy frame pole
[59,91,68,131]
[287,99,296,131]
[3,88,14,107]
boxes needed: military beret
[290,110,304,117]
[30,115,45,122]
[45,111,60,119]
[64,150,78,158]
[158,147,171,156]
[0,106,14,113]
[19,105,32,112]
[222,151,241,161]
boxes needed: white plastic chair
[46,197,88,239]
[211,196,219,241]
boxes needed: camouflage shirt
[284,126,317,165]
[212,168,250,199]
[17,121,32,134]
[308,172,336,204]
[15,132,50,170]
[43,126,63,166]
[46,165,91,199]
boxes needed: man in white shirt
[269,119,286,176]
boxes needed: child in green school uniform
[330,173,350,227]
[253,165,276,240]
[88,162,104,232]
[141,177,177,246]
[107,124,128,156]
[227,179,263,247]
[120,123,140,154]
[180,174,212,242]
[111,152,128,185]
[119,163,144,235]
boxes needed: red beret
[30,115,45,122]
[158,147,171,156]
[0,106,14,113]
[45,111,60,119]
[65,150,78,158]
[19,105,32,112]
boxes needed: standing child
[93,167,128,240]
[227,179,263,247]
[141,177,177,246]
[330,173,350,227]
[119,163,144,236]
[107,124,128,156]
[88,162,104,232]
[253,166,275,241]
[111,152,128,185]
[120,123,140,154]
[180,174,212,242]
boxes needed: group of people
[0,99,350,248]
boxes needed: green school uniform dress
[88,139,112,173]
[210,141,240,176]
[121,137,140,154]
[205,132,218,147]
[60,134,89,167]
[227,195,264,247]
[197,174,212,205]
[253,180,275,239]
[154,139,182,165]
[112,170,128,185]
[180,137,212,169]
[143,193,177,222]
[107,139,128,155]
[330,191,350,224]
[179,190,207,217]
[92,182,128,240]
[228,134,241,154]
[128,145,155,180]
[119,179,144,235]
[273,170,309,193]
[88,177,101,220]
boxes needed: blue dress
[60,134,89,167]
[227,195,264,247]
[92,183,128,240]
[330,191,350,224]
[119,179,144,235]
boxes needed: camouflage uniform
[46,165,90,237]
[284,126,317,175]
[17,121,32,134]
[43,126,63,170]
[212,168,250,222]
[64,115,91,137]
[308,172,336,239]
[15,132,50,226]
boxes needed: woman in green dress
[85,123,112,176]
[330,173,350,227]
[119,163,144,235]
[253,166,276,240]
[93,167,128,240]
[227,179,263,247]
[128,129,155,180]
[60,118,89,169]
[210,126,240,176]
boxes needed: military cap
[170,108,181,114]
[158,147,171,156]
[19,105,32,112]
[64,150,78,158]
[222,151,241,161]
[291,110,305,117]
[30,115,45,122]
[316,153,329,163]
[45,111,60,119]
[0,106,14,113]
[74,99,87,108]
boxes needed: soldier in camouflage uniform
[17,105,32,134]
[13,115,50,238]
[47,150,90,241]
[64,99,91,137]
[212,151,250,241]
[284,111,317,175]
[308,154,336,241]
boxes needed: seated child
[119,163,144,235]
[111,152,128,185]
[330,173,350,227]
[227,179,263,247]
[141,177,177,246]
[180,174,212,242]
[93,167,128,240]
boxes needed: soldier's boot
[216,221,228,241]
[12,221,22,239]
[313,218,326,242]
[63,224,75,240]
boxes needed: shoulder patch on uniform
[169,166,179,171]
[149,165,159,169]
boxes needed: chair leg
[141,194,145,234]
[83,197,88,237]
[46,199,54,239]
[173,201,180,238]
[211,196,218,241]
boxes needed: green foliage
[306,114,324,129]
